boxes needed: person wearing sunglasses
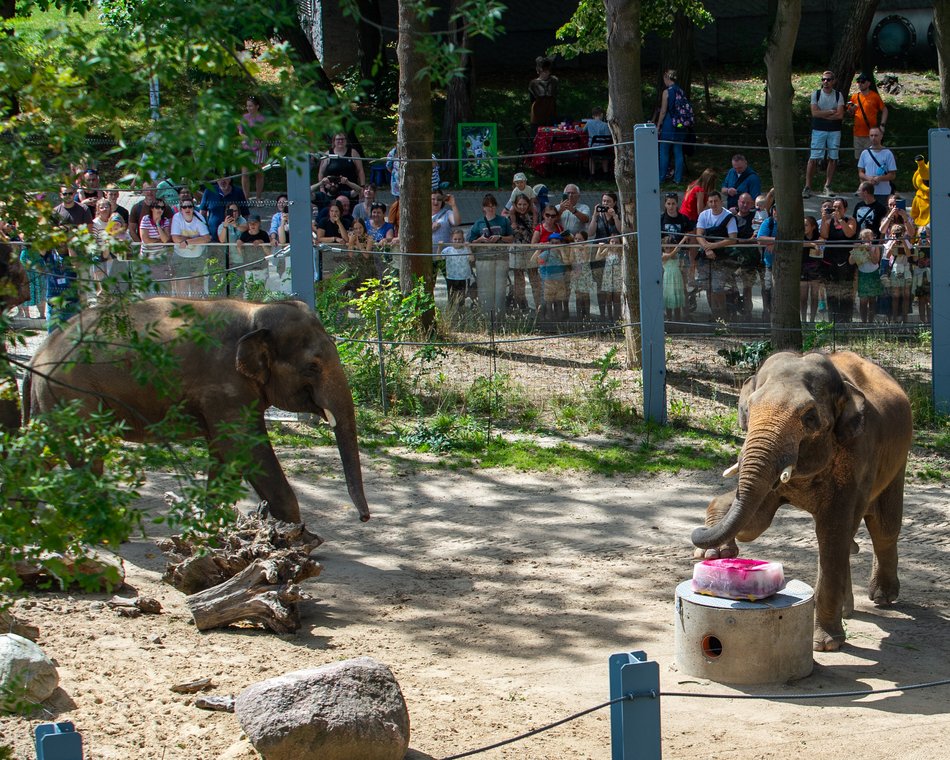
[171,201,211,296]
[804,71,845,199]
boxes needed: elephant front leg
[207,416,301,524]
[812,521,857,652]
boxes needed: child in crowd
[569,230,594,321]
[752,194,770,234]
[848,228,881,323]
[533,231,570,320]
[913,227,931,324]
[506,172,537,225]
[596,236,623,321]
[661,233,685,321]
[442,227,475,308]
[884,223,912,323]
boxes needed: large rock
[235,657,410,760]
[0,634,59,710]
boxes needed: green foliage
[802,322,835,352]
[668,397,693,427]
[551,0,713,59]
[399,414,487,453]
[717,340,772,371]
[326,274,439,414]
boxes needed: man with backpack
[803,70,845,198]
[655,69,694,185]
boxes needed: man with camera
[556,184,590,236]
[311,174,359,212]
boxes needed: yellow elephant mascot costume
[911,155,930,228]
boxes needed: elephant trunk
[332,409,371,523]
[691,419,795,549]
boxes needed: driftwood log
[156,502,323,633]
[12,549,125,591]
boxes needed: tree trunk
[936,1,950,128]
[357,0,390,97]
[271,0,339,93]
[829,0,880,94]
[1,0,19,116]
[441,7,473,178]
[765,0,803,351]
[605,0,643,368]
[396,0,435,312]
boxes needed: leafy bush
[718,340,772,370]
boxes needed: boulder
[235,657,410,760]
[0,633,59,711]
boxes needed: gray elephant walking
[25,298,370,526]
[691,351,912,652]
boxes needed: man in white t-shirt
[695,191,738,320]
[556,184,590,235]
[856,127,897,205]
[170,201,211,295]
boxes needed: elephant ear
[236,329,272,386]
[834,380,866,443]
[737,373,757,431]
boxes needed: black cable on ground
[437,677,950,759]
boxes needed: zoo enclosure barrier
[436,650,950,760]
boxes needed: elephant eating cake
[691,558,785,601]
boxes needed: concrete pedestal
[674,579,815,685]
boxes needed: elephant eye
[802,408,821,431]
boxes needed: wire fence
[11,238,934,438]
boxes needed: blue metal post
[633,123,667,424]
[929,129,949,414]
[609,651,662,760]
[286,154,315,310]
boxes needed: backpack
[669,86,695,129]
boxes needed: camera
[596,205,607,213]
[823,207,832,216]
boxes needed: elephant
[690,351,912,652]
[24,297,370,525]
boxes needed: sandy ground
[2,439,949,760]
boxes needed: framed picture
[458,123,498,185]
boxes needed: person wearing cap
[848,73,888,162]
[505,172,537,225]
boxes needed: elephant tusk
[325,409,337,429]
[780,465,794,483]
[722,462,739,478]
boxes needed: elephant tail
[21,369,31,427]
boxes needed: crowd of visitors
[1,67,934,332]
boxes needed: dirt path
[3,446,949,759]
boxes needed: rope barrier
[438,677,950,758]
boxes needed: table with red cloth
[528,125,587,174]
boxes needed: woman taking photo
[587,191,620,318]
[318,132,366,187]
[819,197,858,323]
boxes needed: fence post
[286,153,315,310]
[929,128,949,414]
[632,123,667,425]
[609,650,662,760]
[376,308,388,414]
